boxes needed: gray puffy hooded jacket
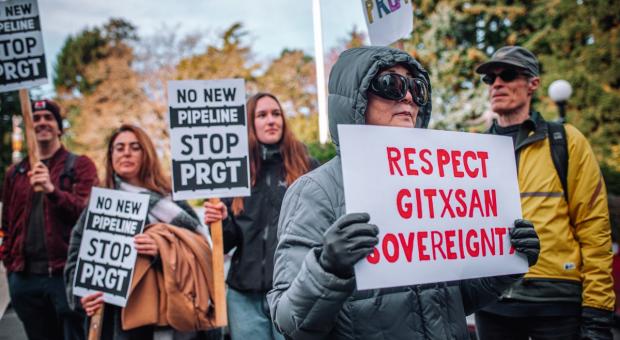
[267,46,519,340]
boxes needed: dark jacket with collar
[1,147,99,274]
[222,144,319,293]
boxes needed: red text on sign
[386,147,489,178]
[366,226,510,265]
[396,188,497,219]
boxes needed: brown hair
[104,124,171,195]
[231,93,312,215]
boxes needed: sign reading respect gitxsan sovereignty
[338,125,527,290]
[73,188,149,307]
[168,79,250,200]
[0,0,47,92]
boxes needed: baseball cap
[475,46,539,76]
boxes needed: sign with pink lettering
[361,0,413,46]
[339,125,527,290]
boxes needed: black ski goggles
[369,73,429,106]
[481,69,530,85]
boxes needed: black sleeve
[309,157,321,170]
[221,198,242,253]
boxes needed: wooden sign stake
[88,307,104,340]
[18,89,42,192]
[209,197,228,327]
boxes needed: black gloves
[319,213,379,278]
[581,307,613,340]
[510,219,540,267]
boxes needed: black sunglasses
[369,73,429,106]
[481,69,530,85]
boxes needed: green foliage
[307,142,336,164]
[406,0,620,171]
[53,18,137,94]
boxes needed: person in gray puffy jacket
[267,46,541,340]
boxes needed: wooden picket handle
[88,307,104,340]
[18,89,43,192]
[209,197,228,327]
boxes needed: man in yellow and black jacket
[474,46,614,340]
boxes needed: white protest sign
[0,0,47,92]
[73,187,149,307]
[167,79,250,200]
[339,125,527,290]
[362,0,413,46]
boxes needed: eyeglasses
[369,73,429,106]
[481,69,530,85]
[33,113,55,122]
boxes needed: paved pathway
[0,307,27,340]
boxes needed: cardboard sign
[73,187,149,307]
[168,79,250,200]
[0,0,47,92]
[338,125,527,290]
[362,0,413,46]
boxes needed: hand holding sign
[510,219,540,267]
[80,292,104,317]
[168,80,250,327]
[27,161,53,193]
[203,200,228,224]
[319,213,379,278]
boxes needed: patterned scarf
[115,176,201,231]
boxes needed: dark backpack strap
[59,152,77,191]
[9,159,28,182]
[547,121,569,202]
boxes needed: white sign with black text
[73,187,149,307]
[168,79,250,200]
[0,0,47,92]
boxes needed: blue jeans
[8,272,86,340]
[227,288,284,340]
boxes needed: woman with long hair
[204,93,319,340]
[65,124,217,339]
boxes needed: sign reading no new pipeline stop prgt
[73,187,149,307]
[0,0,47,92]
[167,79,250,200]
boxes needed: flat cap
[475,46,539,76]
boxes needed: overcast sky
[36,0,367,94]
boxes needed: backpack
[10,152,77,192]
[547,121,569,202]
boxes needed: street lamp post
[548,80,573,123]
